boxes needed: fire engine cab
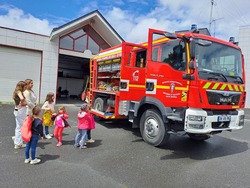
[88,28,246,146]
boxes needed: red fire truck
[88,28,245,146]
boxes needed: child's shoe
[30,158,41,165]
[14,144,26,149]
[45,134,52,139]
[56,142,62,147]
[87,138,95,143]
[24,158,31,164]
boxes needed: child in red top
[53,106,69,147]
[74,103,92,149]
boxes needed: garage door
[0,46,41,103]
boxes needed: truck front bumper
[184,108,245,134]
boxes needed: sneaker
[30,158,41,165]
[87,138,95,143]
[49,133,53,137]
[14,144,26,149]
[74,144,80,148]
[56,142,62,147]
[12,136,15,141]
[45,134,52,139]
[24,158,31,164]
[80,146,87,149]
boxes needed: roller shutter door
[0,46,41,103]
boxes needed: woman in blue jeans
[24,105,44,165]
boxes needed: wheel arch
[134,96,172,124]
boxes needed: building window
[60,36,73,50]
[88,37,99,54]
[59,25,110,54]
[75,35,87,52]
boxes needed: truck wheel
[187,133,210,141]
[94,97,105,112]
[140,109,169,146]
[93,97,106,121]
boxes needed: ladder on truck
[88,58,94,105]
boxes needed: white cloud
[103,0,250,43]
[0,0,250,43]
[0,5,55,35]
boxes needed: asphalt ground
[1,103,250,188]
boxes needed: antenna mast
[209,0,214,32]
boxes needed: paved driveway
[1,104,250,188]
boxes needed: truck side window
[160,40,186,71]
[152,48,159,61]
[135,50,147,68]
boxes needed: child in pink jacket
[74,103,92,149]
[53,106,69,147]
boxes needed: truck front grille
[206,90,240,105]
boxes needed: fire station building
[0,10,123,104]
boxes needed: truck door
[119,42,147,100]
[147,29,189,107]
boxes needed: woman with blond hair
[13,81,27,149]
[23,79,37,115]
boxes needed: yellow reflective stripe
[128,84,145,88]
[152,38,169,44]
[212,83,220,89]
[95,50,122,59]
[154,85,188,90]
[220,84,227,90]
[203,82,212,89]
[105,116,115,119]
[234,85,239,91]
[155,85,170,89]
[232,106,240,109]
[175,86,188,90]
[228,84,233,91]
[186,43,191,74]
[239,86,244,92]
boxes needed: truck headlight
[188,115,203,121]
[239,115,245,126]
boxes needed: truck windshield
[195,39,243,84]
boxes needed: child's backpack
[21,115,33,142]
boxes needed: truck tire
[94,97,105,112]
[187,133,210,141]
[93,97,106,121]
[140,109,169,146]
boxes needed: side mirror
[190,40,196,59]
[189,61,195,70]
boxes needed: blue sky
[0,0,249,43]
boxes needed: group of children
[24,92,95,165]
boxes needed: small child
[74,103,92,149]
[24,105,44,165]
[41,92,55,139]
[53,106,69,147]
